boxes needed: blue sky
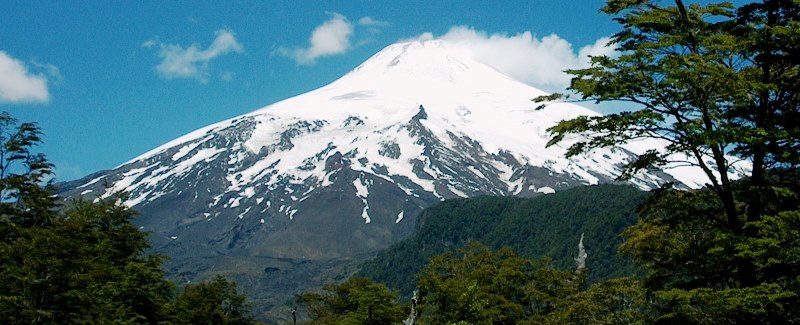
[0,1,740,181]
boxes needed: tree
[297,277,406,325]
[0,111,179,324]
[0,112,263,324]
[410,241,654,324]
[536,0,799,237]
[551,278,647,325]
[0,195,177,324]
[415,242,580,325]
[619,186,800,323]
[536,0,800,322]
[165,275,257,325]
[0,112,56,227]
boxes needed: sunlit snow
[82,39,730,215]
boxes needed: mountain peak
[59,39,718,320]
[347,39,495,87]
[353,40,453,71]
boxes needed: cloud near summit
[276,13,389,65]
[415,26,615,92]
[277,20,614,91]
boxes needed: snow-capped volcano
[60,39,710,313]
[64,38,707,257]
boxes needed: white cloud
[0,51,51,103]
[412,26,615,93]
[276,13,354,65]
[358,16,390,36]
[143,29,243,83]
[358,16,389,27]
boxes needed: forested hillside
[358,184,648,294]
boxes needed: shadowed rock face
[58,40,701,322]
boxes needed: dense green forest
[358,185,648,295]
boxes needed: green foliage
[0,111,56,227]
[535,0,800,235]
[553,277,647,325]
[533,0,800,323]
[165,275,257,325]
[414,242,648,325]
[0,112,173,324]
[620,189,736,291]
[1,190,175,323]
[619,179,800,323]
[297,277,406,325]
[0,112,259,324]
[359,185,648,295]
[416,242,579,325]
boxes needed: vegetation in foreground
[0,112,261,324]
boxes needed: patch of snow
[361,205,371,224]
[466,166,487,180]
[172,141,203,161]
[353,178,370,198]
[448,185,468,198]
[537,186,556,194]
[242,187,256,198]
[78,175,106,189]
[229,197,242,208]
[238,207,251,219]
[210,194,223,207]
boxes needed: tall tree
[537,0,799,236]
[536,0,800,322]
